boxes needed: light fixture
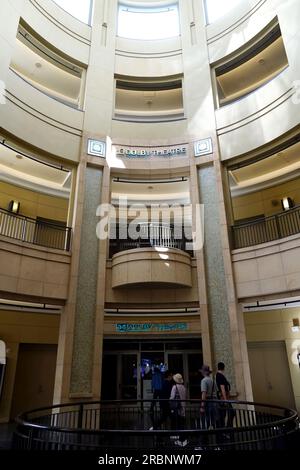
[281,197,294,211]
[16,154,23,160]
[8,200,20,214]
[291,318,300,333]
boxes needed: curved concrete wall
[115,37,183,77]
[111,248,192,288]
[208,0,300,159]
[0,235,71,301]
[232,233,300,299]
[23,0,91,65]
[2,69,83,161]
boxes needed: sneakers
[174,440,188,447]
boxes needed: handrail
[109,223,193,256]
[232,205,300,249]
[0,208,72,251]
[15,399,298,434]
[13,399,299,450]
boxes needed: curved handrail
[15,399,299,434]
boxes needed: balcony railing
[0,208,72,251]
[13,399,299,451]
[232,206,300,249]
[109,223,193,257]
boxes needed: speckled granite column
[70,166,103,395]
[198,165,235,389]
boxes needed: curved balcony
[110,224,193,288]
[232,206,300,249]
[0,208,71,251]
[13,399,299,451]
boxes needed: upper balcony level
[110,223,193,289]
[0,209,71,302]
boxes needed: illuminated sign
[116,146,187,158]
[116,323,188,333]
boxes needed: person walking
[170,373,187,447]
[149,371,173,430]
[200,365,218,430]
[150,365,163,412]
[216,362,235,428]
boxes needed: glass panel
[140,352,165,400]
[118,4,180,40]
[101,355,118,400]
[167,353,184,376]
[53,0,92,24]
[121,354,138,399]
[205,0,242,24]
[188,353,203,399]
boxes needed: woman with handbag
[170,373,187,447]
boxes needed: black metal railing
[110,223,193,257]
[13,399,299,451]
[232,206,300,249]
[0,208,72,251]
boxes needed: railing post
[78,403,84,429]
[275,214,282,239]
[21,217,27,242]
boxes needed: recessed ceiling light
[148,186,154,190]
[16,154,23,160]
[35,62,42,69]
[258,59,265,65]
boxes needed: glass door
[187,353,202,398]
[120,354,138,400]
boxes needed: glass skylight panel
[53,0,92,24]
[205,0,242,24]
[118,4,180,40]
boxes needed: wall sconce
[8,200,20,214]
[281,197,294,211]
[291,318,300,333]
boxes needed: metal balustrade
[110,223,193,257]
[0,208,72,251]
[232,206,300,249]
[13,399,299,451]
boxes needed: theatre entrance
[101,339,202,401]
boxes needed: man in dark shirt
[216,362,235,428]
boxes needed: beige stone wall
[0,236,71,301]
[0,181,69,222]
[233,233,300,299]
[106,261,199,307]
[245,307,300,411]
[232,176,300,221]
[0,309,59,422]
[111,248,192,289]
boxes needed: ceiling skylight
[205,0,242,24]
[53,0,92,24]
[118,4,180,40]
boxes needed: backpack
[170,385,182,412]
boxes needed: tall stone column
[179,0,253,399]
[54,153,105,402]
[197,159,253,400]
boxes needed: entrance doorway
[248,341,296,409]
[10,343,57,419]
[101,339,202,400]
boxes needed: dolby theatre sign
[116,145,187,158]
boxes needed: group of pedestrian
[149,362,235,447]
